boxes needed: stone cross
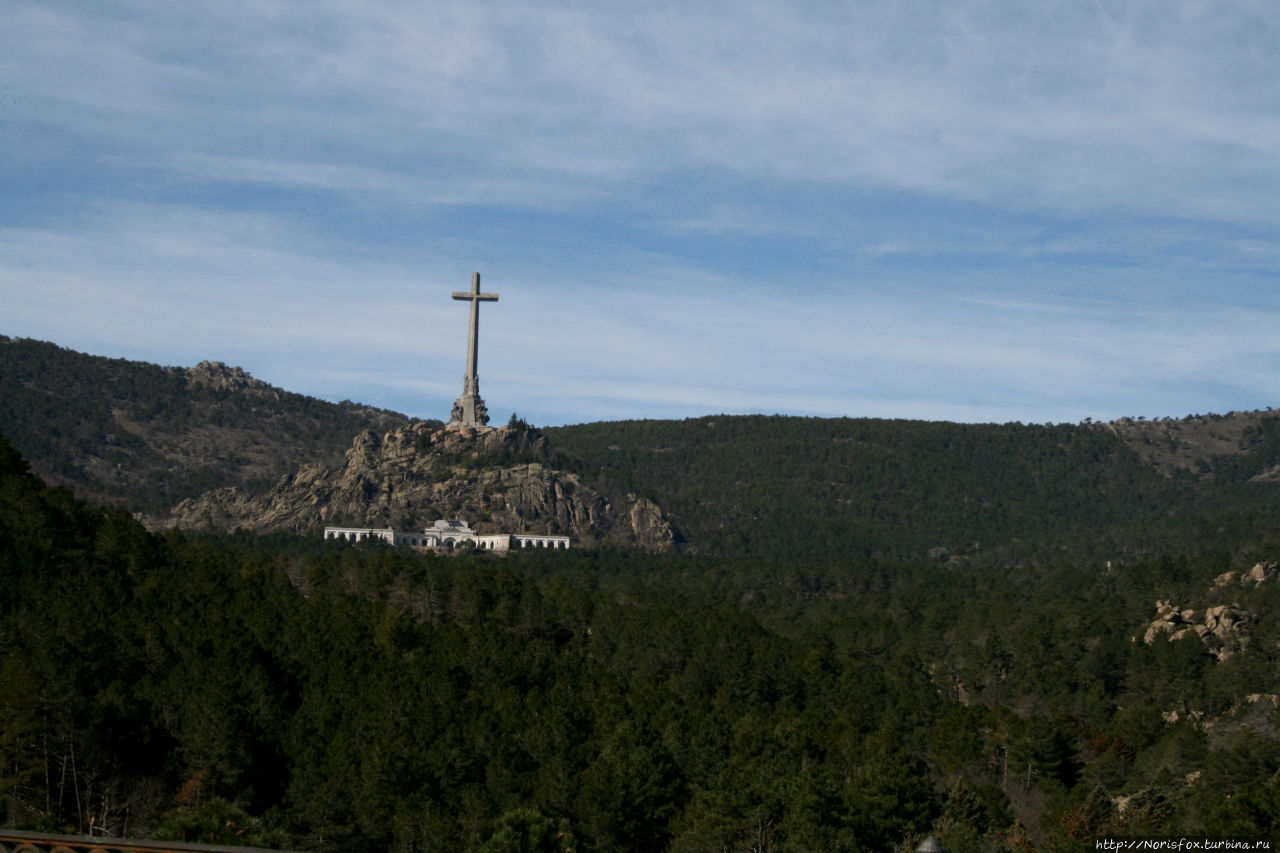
[448,271,499,428]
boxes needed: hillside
[3,336,1279,565]
[1102,410,1280,480]
[3,340,1280,847]
[3,432,1280,848]
[0,336,410,514]
[547,413,1280,564]
[165,420,675,550]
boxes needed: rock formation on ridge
[166,422,675,550]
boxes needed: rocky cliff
[165,423,675,550]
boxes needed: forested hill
[0,336,410,514]
[4,432,1280,849]
[3,335,1279,565]
[546,414,1280,564]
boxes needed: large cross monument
[448,271,499,428]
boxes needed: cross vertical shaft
[448,272,499,428]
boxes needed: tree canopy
[2,433,1279,850]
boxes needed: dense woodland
[546,414,1280,566]
[4,339,1280,849]
[3,432,1280,851]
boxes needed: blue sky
[3,1,1279,427]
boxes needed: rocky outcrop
[185,361,274,394]
[166,423,675,550]
[1211,561,1278,589]
[1141,600,1251,661]
[1135,562,1277,663]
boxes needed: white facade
[323,518,570,551]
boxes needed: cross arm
[452,292,500,301]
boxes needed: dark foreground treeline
[2,435,1279,852]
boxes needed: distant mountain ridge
[0,336,411,514]
[1103,411,1280,480]
[3,335,1279,564]
[543,413,1280,563]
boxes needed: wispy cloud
[3,1,1280,426]
[11,2,1278,212]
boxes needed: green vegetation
[4,340,1280,848]
[547,414,1280,564]
[0,336,412,514]
[3,433,1279,850]
[5,340,1279,568]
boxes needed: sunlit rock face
[166,423,675,551]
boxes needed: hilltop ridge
[546,412,1280,563]
[0,336,409,513]
[3,335,1279,564]
[166,420,675,550]
[1102,410,1280,480]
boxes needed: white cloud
[10,1,1280,216]
[4,1,1280,426]
[6,194,1277,425]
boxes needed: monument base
[448,389,490,429]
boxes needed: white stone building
[323,518,570,551]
